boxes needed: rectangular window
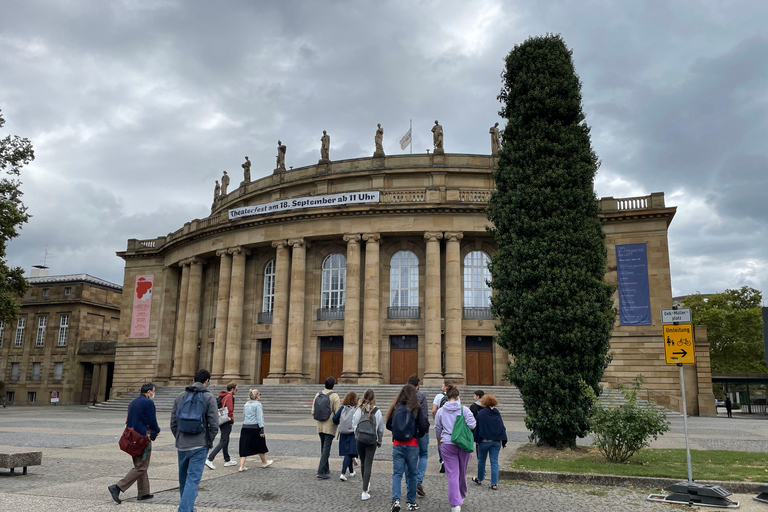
[43,288,50,297]
[28,392,36,403]
[32,362,41,381]
[58,315,69,346]
[11,362,19,380]
[53,362,63,380]
[36,316,47,347]
[6,391,14,403]
[14,317,25,347]
[64,287,72,296]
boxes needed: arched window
[321,253,346,309]
[463,251,491,308]
[390,250,419,307]
[262,260,275,312]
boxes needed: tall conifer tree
[487,35,615,447]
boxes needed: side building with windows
[114,152,714,413]
[0,272,122,404]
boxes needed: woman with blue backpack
[434,384,476,512]
[332,391,359,481]
[353,389,383,501]
[385,383,429,512]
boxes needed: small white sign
[229,191,380,220]
[661,308,692,324]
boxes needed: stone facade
[115,153,714,413]
[0,274,122,404]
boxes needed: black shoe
[391,499,401,512]
[137,494,154,501]
[108,484,122,504]
[416,484,426,497]
[439,462,445,474]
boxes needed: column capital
[228,246,252,256]
[287,238,310,249]
[362,233,381,244]
[444,232,464,242]
[215,249,231,258]
[424,232,443,242]
[343,233,362,244]
[179,256,204,267]
[272,240,289,249]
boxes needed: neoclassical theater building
[115,150,714,413]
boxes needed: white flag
[399,127,412,150]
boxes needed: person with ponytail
[352,389,384,501]
[434,384,476,512]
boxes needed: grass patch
[511,445,768,482]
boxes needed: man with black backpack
[170,369,219,512]
[312,376,340,479]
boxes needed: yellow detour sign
[663,323,696,364]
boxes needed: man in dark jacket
[109,383,161,504]
[171,369,219,512]
[408,374,430,498]
[206,381,238,469]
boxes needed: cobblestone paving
[0,405,765,511]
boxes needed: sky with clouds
[1,0,767,299]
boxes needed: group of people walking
[312,375,508,512]
[108,369,508,512]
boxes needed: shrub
[590,377,670,463]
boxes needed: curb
[500,469,766,494]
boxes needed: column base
[281,373,309,384]
[221,374,242,382]
[358,373,383,385]
[443,372,465,385]
[339,371,360,384]
[262,374,284,386]
[422,373,445,386]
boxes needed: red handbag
[119,427,149,457]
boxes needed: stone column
[172,261,191,381]
[360,233,382,384]
[444,232,464,382]
[181,257,204,379]
[341,234,362,383]
[91,363,102,402]
[265,241,290,382]
[284,238,309,382]
[211,250,232,381]
[223,247,251,380]
[98,363,109,402]
[423,232,444,384]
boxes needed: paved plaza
[1,405,767,511]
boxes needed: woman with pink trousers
[434,384,477,512]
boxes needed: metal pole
[678,363,693,483]
[410,119,412,154]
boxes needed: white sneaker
[451,506,461,512]
[339,473,347,481]
[204,459,215,470]
[262,460,273,468]
[223,460,237,467]
[238,466,248,472]
[362,491,371,501]
[349,471,356,477]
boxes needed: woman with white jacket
[353,389,384,501]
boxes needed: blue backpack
[177,390,207,435]
[391,403,416,442]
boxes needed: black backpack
[355,407,379,445]
[216,395,223,409]
[391,404,417,442]
[313,391,332,421]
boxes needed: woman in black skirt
[238,389,272,471]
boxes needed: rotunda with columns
[114,151,714,413]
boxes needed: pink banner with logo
[130,274,154,338]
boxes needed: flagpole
[409,119,412,154]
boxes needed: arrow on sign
[673,349,688,358]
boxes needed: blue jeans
[177,446,208,512]
[477,441,501,486]
[392,444,419,503]
[416,433,429,485]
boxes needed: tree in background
[0,108,33,321]
[487,35,615,448]
[685,287,766,374]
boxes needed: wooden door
[260,351,270,384]
[80,363,94,403]
[319,349,343,383]
[390,349,418,384]
[466,350,494,386]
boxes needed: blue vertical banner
[616,243,652,325]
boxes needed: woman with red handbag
[109,383,161,504]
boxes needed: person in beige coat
[312,376,341,479]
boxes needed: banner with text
[130,274,154,338]
[616,243,652,325]
[228,191,380,220]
